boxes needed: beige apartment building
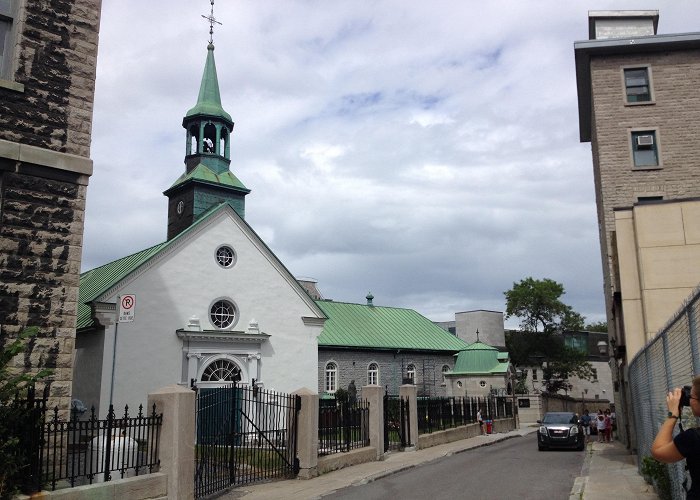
[575,11,700,445]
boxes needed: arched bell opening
[219,128,229,159]
[203,123,217,154]
[187,125,198,155]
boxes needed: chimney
[588,10,659,40]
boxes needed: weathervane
[201,0,222,45]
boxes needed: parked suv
[537,411,584,451]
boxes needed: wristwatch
[668,412,679,420]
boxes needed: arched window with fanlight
[325,362,337,393]
[201,359,241,383]
[441,365,450,384]
[367,362,379,385]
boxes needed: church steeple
[164,2,250,241]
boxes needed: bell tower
[164,1,250,240]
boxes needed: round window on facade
[457,381,463,388]
[215,245,236,268]
[479,380,486,387]
[210,299,237,329]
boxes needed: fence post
[147,384,194,500]
[292,387,318,479]
[362,385,384,459]
[399,385,417,448]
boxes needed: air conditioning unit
[637,135,654,147]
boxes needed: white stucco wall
[91,209,323,414]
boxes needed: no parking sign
[118,294,136,323]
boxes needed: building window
[210,299,237,329]
[479,380,486,387]
[441,365,450,384]
[0,1,15,80]
[201,359,241,383]
[565,334,587,354]
[532,369,538,381]
[215,245,236,268]
[325,362,337,393]
[631,130,659,167]
[367,363,379,385]
[624,67,651,103]
[406,364,416,384]
[637,196,663,204]
[592,368,598,381]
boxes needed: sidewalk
[224,427,657,500]
[570,439,658,500]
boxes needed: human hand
[667,387,682,415]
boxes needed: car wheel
[538,444,547,451]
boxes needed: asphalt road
[331,435,585,500]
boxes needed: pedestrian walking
[604,409,613,442]
[652,375,700,499]
[580,409,592,443]
[596,412,606,442]
[477,409,484,434]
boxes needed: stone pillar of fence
[362,385,384,459]
[293,387,319,479]
[147,384,195,500]
[399,384,418,448]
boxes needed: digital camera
[679,385,692,411]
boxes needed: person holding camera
[651,377,700,499]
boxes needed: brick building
[575,11,700,446]
[0,0,102,414]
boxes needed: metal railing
[318,399,370,456]
[41,404,162,490]
[417,395,513,435]
[628,286,700,500]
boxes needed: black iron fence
[194,383,300,499]
[4,386,162,494]
[384,394,410,451]
[318,399,370,456]
[40,404,162,491]
[417,395,513,435]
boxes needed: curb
[569,441,594,500]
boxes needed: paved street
[330,435,585,500]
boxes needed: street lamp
[597,340,608,355]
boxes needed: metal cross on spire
[201,0,222,45]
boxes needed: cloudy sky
[83,1,700,327]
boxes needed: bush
[641,456,672,500]
[0,327,52,498]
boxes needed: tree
[504,277,595,394]
[504,277,577,333]
[585,320,608,333]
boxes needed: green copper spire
[185,43,232,123]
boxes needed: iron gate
[383,393,410,452]
[193,382,300,498]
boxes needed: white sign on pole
[118,294,136,323]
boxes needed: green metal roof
[185,43,232,123]
[452,341,510,375]
[166,163,249,193]
[316,300,469,352]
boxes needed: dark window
[624,68,651,103]
[0,1,14,79]
[631,130,659,167]
[637,196,663,204]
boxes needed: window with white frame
[201,359,241,383]
[441,365,450,384]
[367,362,379,385]
[210,299,237,329]
[215,245,236,268]
[325,362,338,393]
[406,364,416,384]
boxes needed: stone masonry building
[575,10,700,447]
[0,0,102,415]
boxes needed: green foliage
[504,277,578,333]
[641,456,672,500]
[504,278,595,394]
[585,321,608,333]
[334,388,349,404]
[0,326,52,499]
